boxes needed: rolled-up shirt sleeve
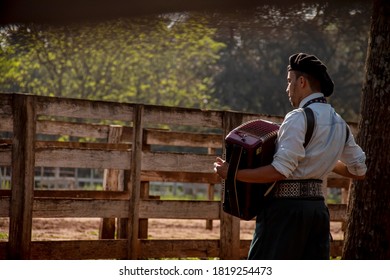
[341,131,367,176]
[271,110,306,178]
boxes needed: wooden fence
[0,93,354,259]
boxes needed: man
[214,53,367,259]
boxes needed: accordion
[222,119,279,220]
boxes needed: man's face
[286,71,302,108]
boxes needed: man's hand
[213,157,228,179]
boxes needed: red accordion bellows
[223,119,279,220]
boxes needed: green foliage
[0,16,225,110]
[0,2,371,121]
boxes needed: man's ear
[299,76,307,88]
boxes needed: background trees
[0,2,370,121]
[0,16,225,109]
[210,2,369,119]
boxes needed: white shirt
[271,93,367,180]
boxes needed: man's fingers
[216,157,225,164]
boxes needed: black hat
[288,53,334,97]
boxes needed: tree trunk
[342,0,390,259]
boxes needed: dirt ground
[0,217,343,241]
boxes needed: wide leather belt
[272,179,323,198]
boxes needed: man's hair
[288,53,334,96]
[293,70,322,93]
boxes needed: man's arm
[236,164,286,183]
[214,157,286,183]
[332,160,366,180]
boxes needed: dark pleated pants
[247,198,330,260]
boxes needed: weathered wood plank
[0,197,9,217]
[37,120,110,139]
[4,239,220,260]
[0,150,11,166]
[145,129,223,148]
[142,151,216,173]
[139,200,220,220]
[38,121,223,148]
[0,93,13,115]
[140,239,220,259]
[31,198,128,218]
[35,148,131,169]
[0,115,12,132]
[8,94,36,259]
[143,105,223,128]
[35,141,130,151]
[1,146,132,167]
[36,95,134,121]
[1,198,222,219]
[328,203,347,222]
[1,198,162,215]
[141,170,220,184]
[0,198,349,221]
[35,148,216,171]
[1,189,129,199]
[30,240,128,260]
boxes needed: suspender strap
[303,107,315,148]
[345,124,350,143]
[301,96,325,148]
[303,106,350,147]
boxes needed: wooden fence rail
[0,93,355,259]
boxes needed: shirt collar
[299,92,325,108]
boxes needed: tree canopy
[0,16,225,109]
[0,1,371,121]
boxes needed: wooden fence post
[206,147,216,230]
[138,137,151,239]
[100,125,124,239]
[138,181,149,239]
[127,104,144,259]
[8,94,36,259]
[219,111,242,260]
[117,170,130,239]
